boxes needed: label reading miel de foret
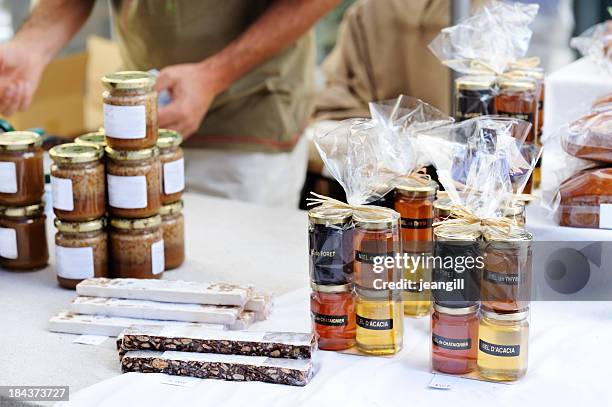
[432,333,471,350]
[356,314,393,330]
[312,312,348,327]
[479,339,520,357]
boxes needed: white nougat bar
[48,311,227,337]
[76,278,252,306]
[70,297,241,325]
[244,292,273,313]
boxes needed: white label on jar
[163,158,185,195]
[107,174,148,209]
[0,227,17,259]
[51,176,74,211]
[0,162,17,193]
[56,246,94,279]
[151,239,165,275]
[103,104,146,140]
[600,204,612,229]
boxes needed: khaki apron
[111,0,316,152]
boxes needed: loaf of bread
[558,167,612,228]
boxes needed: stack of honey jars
[49,71,185,289]
[308,205,404,355]
[0,131,48,271]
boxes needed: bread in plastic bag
[571,21,612,75]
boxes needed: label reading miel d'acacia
[355,251,394,264]
[356,314,393,330]
[432,334,471,350]
[483,270,520,285]
[312,312,348,327]
[400,217,433,230]
[479,339,520,357]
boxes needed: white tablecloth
[61,286,610,407]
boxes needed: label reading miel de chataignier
[432,334,471,350]
[483,270,520,285]
[312,312,348,327]
[356,314,393,330]
[479,339,520,357]
[400,217,433,230]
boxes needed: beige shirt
[111,0,316,152]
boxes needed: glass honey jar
[454,75,497,122]
[160,200,185,270]
[158,129,184,205]
[355,287,403,355]
[394,179,438,254]
[402,251,432,317]
[310,283,356,351]
[353,207,401,291]
[495,78,538,144]
[0,131,44,207]
[102,71,158,150]
[433,195,453,223]
[477,308,529,382]
[0,202,48,271]
[431,303,479,375]
[481,227,532,313]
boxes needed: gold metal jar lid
[311,283,353,293]
[433,196,453,213]
[355,286,402,300]
[497,77,536,92]
[105,146,159,161]
[50,143,103,164]
[506,69,544,81]
[0,131,42,151]
[434,224,481,242]
[101,71,156,90]
[434,303,478,315]
[157,129,183,149]
[0,202,45,217]
[395,179,438,198]
[353,207,399,230]
[308,206,352,226]
[483,226,532,247]
[481,307,529,321]
[160,200,183,216]
[110,215,162,230]
[75,131,106,148]
[54,217,105,233]
[455,75,497,91]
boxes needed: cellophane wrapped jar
[0,131,44,206]
[102,71,158,150]
[50,143,106,222]
[454,75,497,122]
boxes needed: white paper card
[159,375,200,388]
[163,158,185,194]
[51,176,74,211]
[107,174,147,209]
[428,374,458,390]
[56,246,94,279]
[73,334,108,346]
[151,239,165,275]
[103,104,146,139]
[600,204,612,229]
[0,227,17,259]
[0,161,17,193]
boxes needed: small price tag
[428,374,458,390]
[159,375,200,388]
[72,335,108,346]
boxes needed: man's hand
[155,61,227,139]
[0,41,47,116]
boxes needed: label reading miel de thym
[483,270,520,285]
[400,217,433,230]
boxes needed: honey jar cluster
[47,71,186,289]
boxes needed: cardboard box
[0,35,121,138]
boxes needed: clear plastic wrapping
[561,111,612,163]
[571,21,612,75]
[428,1,539,75]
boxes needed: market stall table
[0,195,609,406]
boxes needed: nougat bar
[121,325,315,359]
[76,278,251,306]
[70,297,241,325]
[48,311,226,337]
[121,350,313,386]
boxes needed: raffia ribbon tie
[306,192,385,215]
[433,205,514,234]
[402,167,431,186]
[443,57,541,76]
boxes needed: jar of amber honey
[394,179,437,253]
[495,78,538,143]
[355,287,403,355]
[0,131,44,206]
[432,303,479,374]
[477,308,529,382]
[0,203,48,270]
[158,129,184,205]
[310,283,356,351]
